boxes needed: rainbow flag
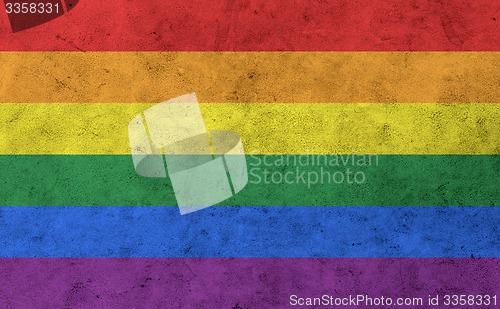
[0,0,498,307]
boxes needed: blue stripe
[0,206,498,257]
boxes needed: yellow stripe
[0,103,498,154]
[0,52,498,103]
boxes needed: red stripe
[0,0,498,51]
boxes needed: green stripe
[0,155,498,206]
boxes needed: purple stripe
[0,258,498,308]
